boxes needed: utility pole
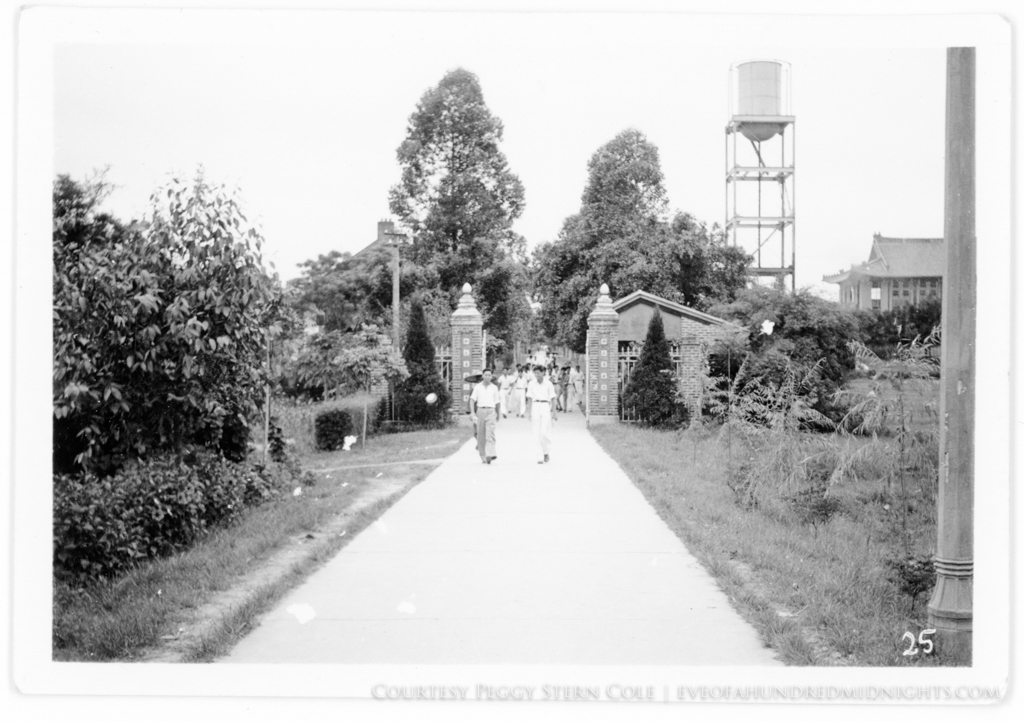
[927,46,975,665]
[383,229,407,351]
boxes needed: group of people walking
[469,363,585,466]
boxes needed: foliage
[267,416,288,463]
[884,554,936,612]
[390,67,525,262]
[52,170,282,474]
[286,247,446,340]
[709,286,860,388]
[706,286,861,425]
[388,68,531,351]
[533,129,749,352]
[835,333,940,559]
[53,452,297,584]
[287,249,371,333]
[854,298,942,360]
[314,409,354,451]
[393,301,451,424]
[620,311,683,427]
[289,330,357,400]
[273,393,383,456]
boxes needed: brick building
[823,234,945,311]
[611,290,737,418]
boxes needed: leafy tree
[53,170,282,473]
[390,68,525,261]
[388,68,529,350]
[53,170,130,252]
[708,287,859,389]
[707,286,861,427]
[533,130,750,353]
[854,298,942,360]
[333,326,409,445]
[620,310,682,426]
[393,300,451,424]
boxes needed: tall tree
[390,68,525,261]
[389,68,529,350]
[533,129,750,353]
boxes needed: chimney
[377,220,395,243]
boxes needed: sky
[48,9,1002,299]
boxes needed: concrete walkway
[219,410,781,665]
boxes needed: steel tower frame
[725,115,796,291]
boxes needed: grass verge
[590,422,943,667]
[53,424,470,662]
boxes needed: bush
[52,171,281,474]
[53,452,292,584]
[315,409,353,451]
[706,287,861,427]
[709,286,860,388]
[855,299,942,360]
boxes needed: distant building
[823,234,944,311]
[351,220,399,260]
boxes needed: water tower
[725,60,795,290]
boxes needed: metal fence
[617,340,686,422]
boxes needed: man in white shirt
[497,367,514,419]
[470,368,501,464]
[525,364,558,464]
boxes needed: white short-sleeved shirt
[526,378,558,403]
[514,375,529,390]
[498,374,514,391]
[470,382,502,409]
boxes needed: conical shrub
[620,310,682,426]
[393,300,451,424]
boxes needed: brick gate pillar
[586,283,619,424]
[451,283,483,415]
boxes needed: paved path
[220,411,781,665]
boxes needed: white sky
[49,9,998,297]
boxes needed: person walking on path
[498,367,514,419]
[526,364,558,463]
[567,364,580,413]
[513,366,529,417]
[470,368,501,464]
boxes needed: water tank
[730,60,790,142]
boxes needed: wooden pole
[926,47,975,664]
[263,335,270,465]
[391,244,401,350]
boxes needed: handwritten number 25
[901,629,936,656]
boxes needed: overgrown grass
[591,421,944,667]
[273,392,382,456]
[53,424,470,662]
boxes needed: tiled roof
[611,290,740,327]
[824,235,944,283]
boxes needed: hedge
[53,452,295,584]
